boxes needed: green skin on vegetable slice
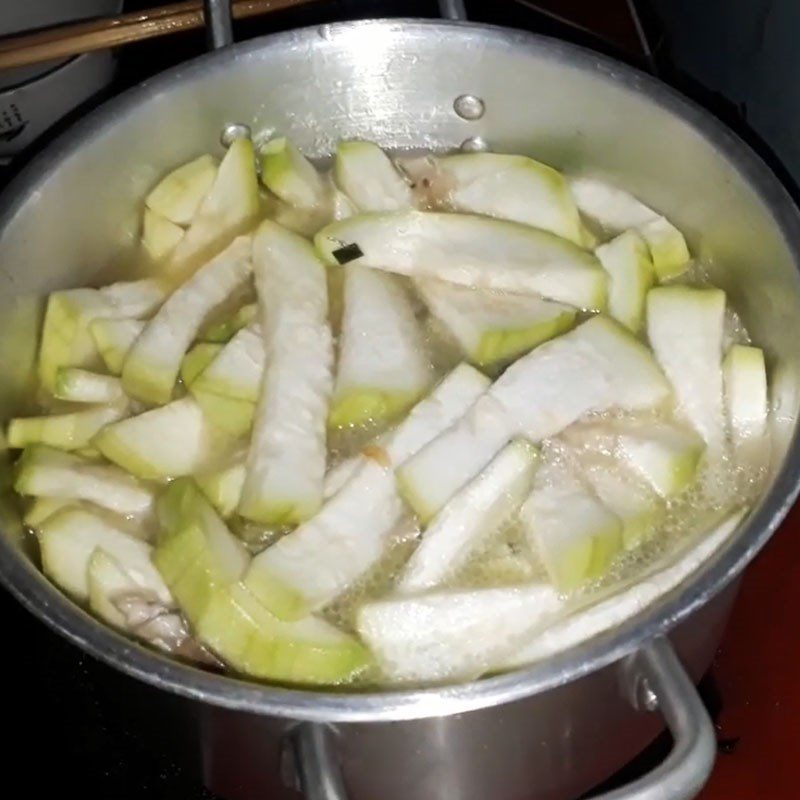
[521,461,624,592]
[569,177,690,281]
[153,478,249,624]
[196,457,246,518]
[180,343,223,387]
[196,582,371,685]
[329,266,431,430]
[8,401,129,452]
[260,137,329,210]
[199,302,258,343]
[415,278,577,369]
[190,323,264,436]
[314,211,608,311]
[90,318,145,376]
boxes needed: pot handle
[291,637,715,800]
[204,0,234,50]
[589,636,716,800]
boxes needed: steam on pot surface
[7,135,770,688]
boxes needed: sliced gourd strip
[723,344,768,443]
[23,496,73,529]
[356,583,562,684]
[122,235,253,405]
[90,318,145,376]
[94,397,231,480]
[416,278,576,368]
[562,417,705,500]
[38,280,164,394]
[398,440,538,593]
[8,401,129,451]
[199,302,257,343]
[190,323,265,436]
[594,230,655,333]
[260,137,329,210]
[153,478,249,623]
[564,447,664,551]
[197,455,247,518]
[238,221,332,526]
[38,506,170,603]
[145,154,218,225]
[431,152,582,244]
[167,137,259,280]
[521,460,623,592]
[647,286,726,454]
[180,343,223,387]
[142,209,184,263]
[14,444,154,516]
[196,582,371,685]
[314,211,607,310]
[334,140,414,212]
[397,316,670,523]
[54,368,125,403]
[324,362,491,500]
[569,177,690,280]
[505,511,744,668]
[330,266,432,429]
[244,363,491,619]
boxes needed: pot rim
[1,18,799,723]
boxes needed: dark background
[1,1,798,797]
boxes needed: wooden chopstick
[0,0,314,72]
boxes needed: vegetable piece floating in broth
[38,506,171,603]
[315,211,608,310]
[94,397,231,480]
[14,444,154,517]
[167,138,259,279]
[244,363,491,619]
[145,154,218,225]
[334,140,415,212]
[521,459,624,592]
[54,368,125,404]
[142,208,184,262]
[260,137,329,210]
[330,266,432,429]
[647,286,726,455]
[723,345,768,444]
[397,316,670,523]
[238,221,333,526]
[594,230,655,333]
[357,583,562,684]
[569,177,690,280]
[90,318,145,376]
[191,323,265,436]
[398,439,538,593]
[416,278,576,368]
[419,152,583,244]
[122,235,253,405]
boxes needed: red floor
[699,502,800,797]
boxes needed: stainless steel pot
[1,3,800,799]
